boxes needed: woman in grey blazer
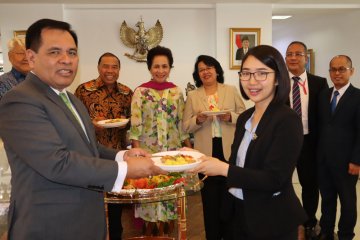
[191,46,307,239]
[183,55,245,240]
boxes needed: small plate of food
[201,109,232,116]
[151,150,203,172]
[97,118,129,128]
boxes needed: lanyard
[296,79,307,95]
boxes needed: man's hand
[124,148,150,159]
[348,162,360,175]
[124,148,167,178]
[92,117,105,131]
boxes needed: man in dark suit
[285,41,328,239]
[317,55,360,240]
[235,36,250,61]
[0,18,164,240]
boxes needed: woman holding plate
[129,46,191,234]
[191,45,307,239]
[182,55,245,240]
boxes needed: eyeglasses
[285,52,305,57]
[238,71,275,81]
[329,67,352,73]
[198,66,215,74]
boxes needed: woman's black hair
[146,46,173,70]
[192,55,224,88]
[239,45,290,104]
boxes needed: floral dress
[130,86,189,153]
[130,85,189,222]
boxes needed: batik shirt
[75,78,133,150]
[0,68,26,100]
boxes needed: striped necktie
[330,90,339,114]
[292,76,302,117]
[59,92,80,124]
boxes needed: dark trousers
[108,204,123,240]
[318,162,357,240]
[223,197,298,240]
[200,137,227,240]
[296,134,319,228]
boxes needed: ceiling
[0,0,360,4]
[0,0,359,50]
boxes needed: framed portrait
[230,28,261,70]
[13,30,26,38]
[306,49,314,74]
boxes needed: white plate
[201,110,231,116]
[97,118,129,128]
[151,150,203,172]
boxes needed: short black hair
[330,55,353,68]
[242,36,249,42]
[240,45,290,104]
[26,18,78,52]
[286,41,308,53]
[98,52,121,67]
[192,55,224,88]
[146,46,173,70]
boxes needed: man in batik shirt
[75,52,133,240]
[75,52,133,150]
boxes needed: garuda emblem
[120,18,163,62]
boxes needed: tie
[59,92,80,123]
[292,76,302,117]
[330,90,339,114]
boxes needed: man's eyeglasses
[11,51,26,57]
[329,67,352,74]
[285,52,305,57]
[238,71,275,81]
[198,66,215,74]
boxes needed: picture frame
[13,30,26,38]
[230,28,261,70]
[306,49,315,74]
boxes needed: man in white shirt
[317,55,360,240]
[285,41,328,240]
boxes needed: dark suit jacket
[235,47,247,61]
[305,73,328,145]
[0,73,119,240]
[317,84,360,168]
[223,102,307,238]
[288,73,328,143]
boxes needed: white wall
[216,3,272,108]
[0,3,272,101]
[0,4,64,67]
[64,4,216,93]
[273,8,360,88]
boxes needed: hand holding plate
[196,112,208,125]
[190,155,229,177]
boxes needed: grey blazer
[182,83,245,160]
[0,73,118,240]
